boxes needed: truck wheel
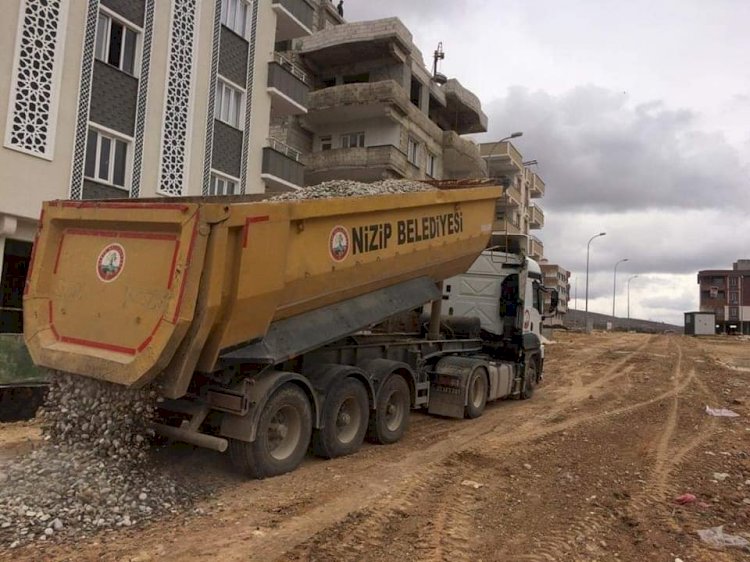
[367,375,410,444]
[520,356,538,400]
[312,377,369,459]
[465,368,488,419]
[229,384,312,479]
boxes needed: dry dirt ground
[2,332,750,561]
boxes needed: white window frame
[341,132,365,149]
[427,152,437,177]
[320,135,333,151]
[95,6,142,77]
[407,137,420,166]
[84,123,133,190]
[221,0,250,38]
[209,170,240,196]
[215,76,245,130]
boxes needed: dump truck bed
[24,183,501,398]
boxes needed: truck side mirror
[549,289,559,313]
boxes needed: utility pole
[627,275,639,320]
[612,258,629,328]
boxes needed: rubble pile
[0,373,194,549]
[270,178,436,200]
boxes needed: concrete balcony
[298,18,412,67]
[304,80,410,127]
[528,203,545,229]
[530,172,545,198]
[495,185,522,208]
[492,218,522,235]
[529,235,544,261]
[304,144,412,185]
[261,138,304,191]
[441,131,486,179]
[272,0,314,41]
[435,79,488,134]
[268,53,310,117]
[481,141,524,178]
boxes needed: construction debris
[0,373,195,549]
[270,179,436,201]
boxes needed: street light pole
[627,275,639,320]
[584,232,607,332]
[612,258,629,327]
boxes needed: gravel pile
[270,178,436,201]
[0,373,194,550]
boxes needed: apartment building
[540,262,570,326]
[697,259,750,335]
[267,16,488,187]
[0,0,315,332]
[479,142,546,260]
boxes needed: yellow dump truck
[24,181,551,478]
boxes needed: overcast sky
[346,0,750,325]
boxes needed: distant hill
[561,309,682,333]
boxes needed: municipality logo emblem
[96,243,125,282]
[329,226,349,262]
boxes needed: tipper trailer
[24,181,556,478]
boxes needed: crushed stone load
[270,178,436,201]
[0,373,195,550]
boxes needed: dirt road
[3,332,749,561]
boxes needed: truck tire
[520,355,538,400]
[367,375,410,444]
[312,377,369,459]
[464,368,488,419]
[229,384,312,479]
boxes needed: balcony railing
[496,185,522,208]
[529,235,544,260]
[268,53,310,115]
[305,145,411,184]
[528,203,545,229]
[482,141,524,177]
[491,217,522,235]
[261,138,304,189]
[530,172,545,198]
[273,52,309,84]
[272,0,314,41]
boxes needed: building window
[209,171,238,195]
[427,152,437,177]
[729,277,738,287]
[84,127,129,188]
[215,78,244,129]
[729,307,739,319]
[221,0,248,37]
[729,291,739,304]
[341,132,365,148]
[320,135,332,151]
[95,12,138,75]
[407,138,420,166]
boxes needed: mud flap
[428,356,488,419]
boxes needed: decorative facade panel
[5,0,68,159]
[202,0,222,195]
[69,0,100,199]
[239,0,258,194]
[130,0,155,198]
[158,0,199,196]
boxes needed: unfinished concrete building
[268,16,488,187]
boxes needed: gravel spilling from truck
[0,373,194,549]
[270,178,436,200]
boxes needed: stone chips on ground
[0,374,193,550]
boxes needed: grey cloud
[480,86,749,213]
[343,0,471,23]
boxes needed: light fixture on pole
[627,275,639,320]
[612,258,629,327]
[584,232,606,332]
